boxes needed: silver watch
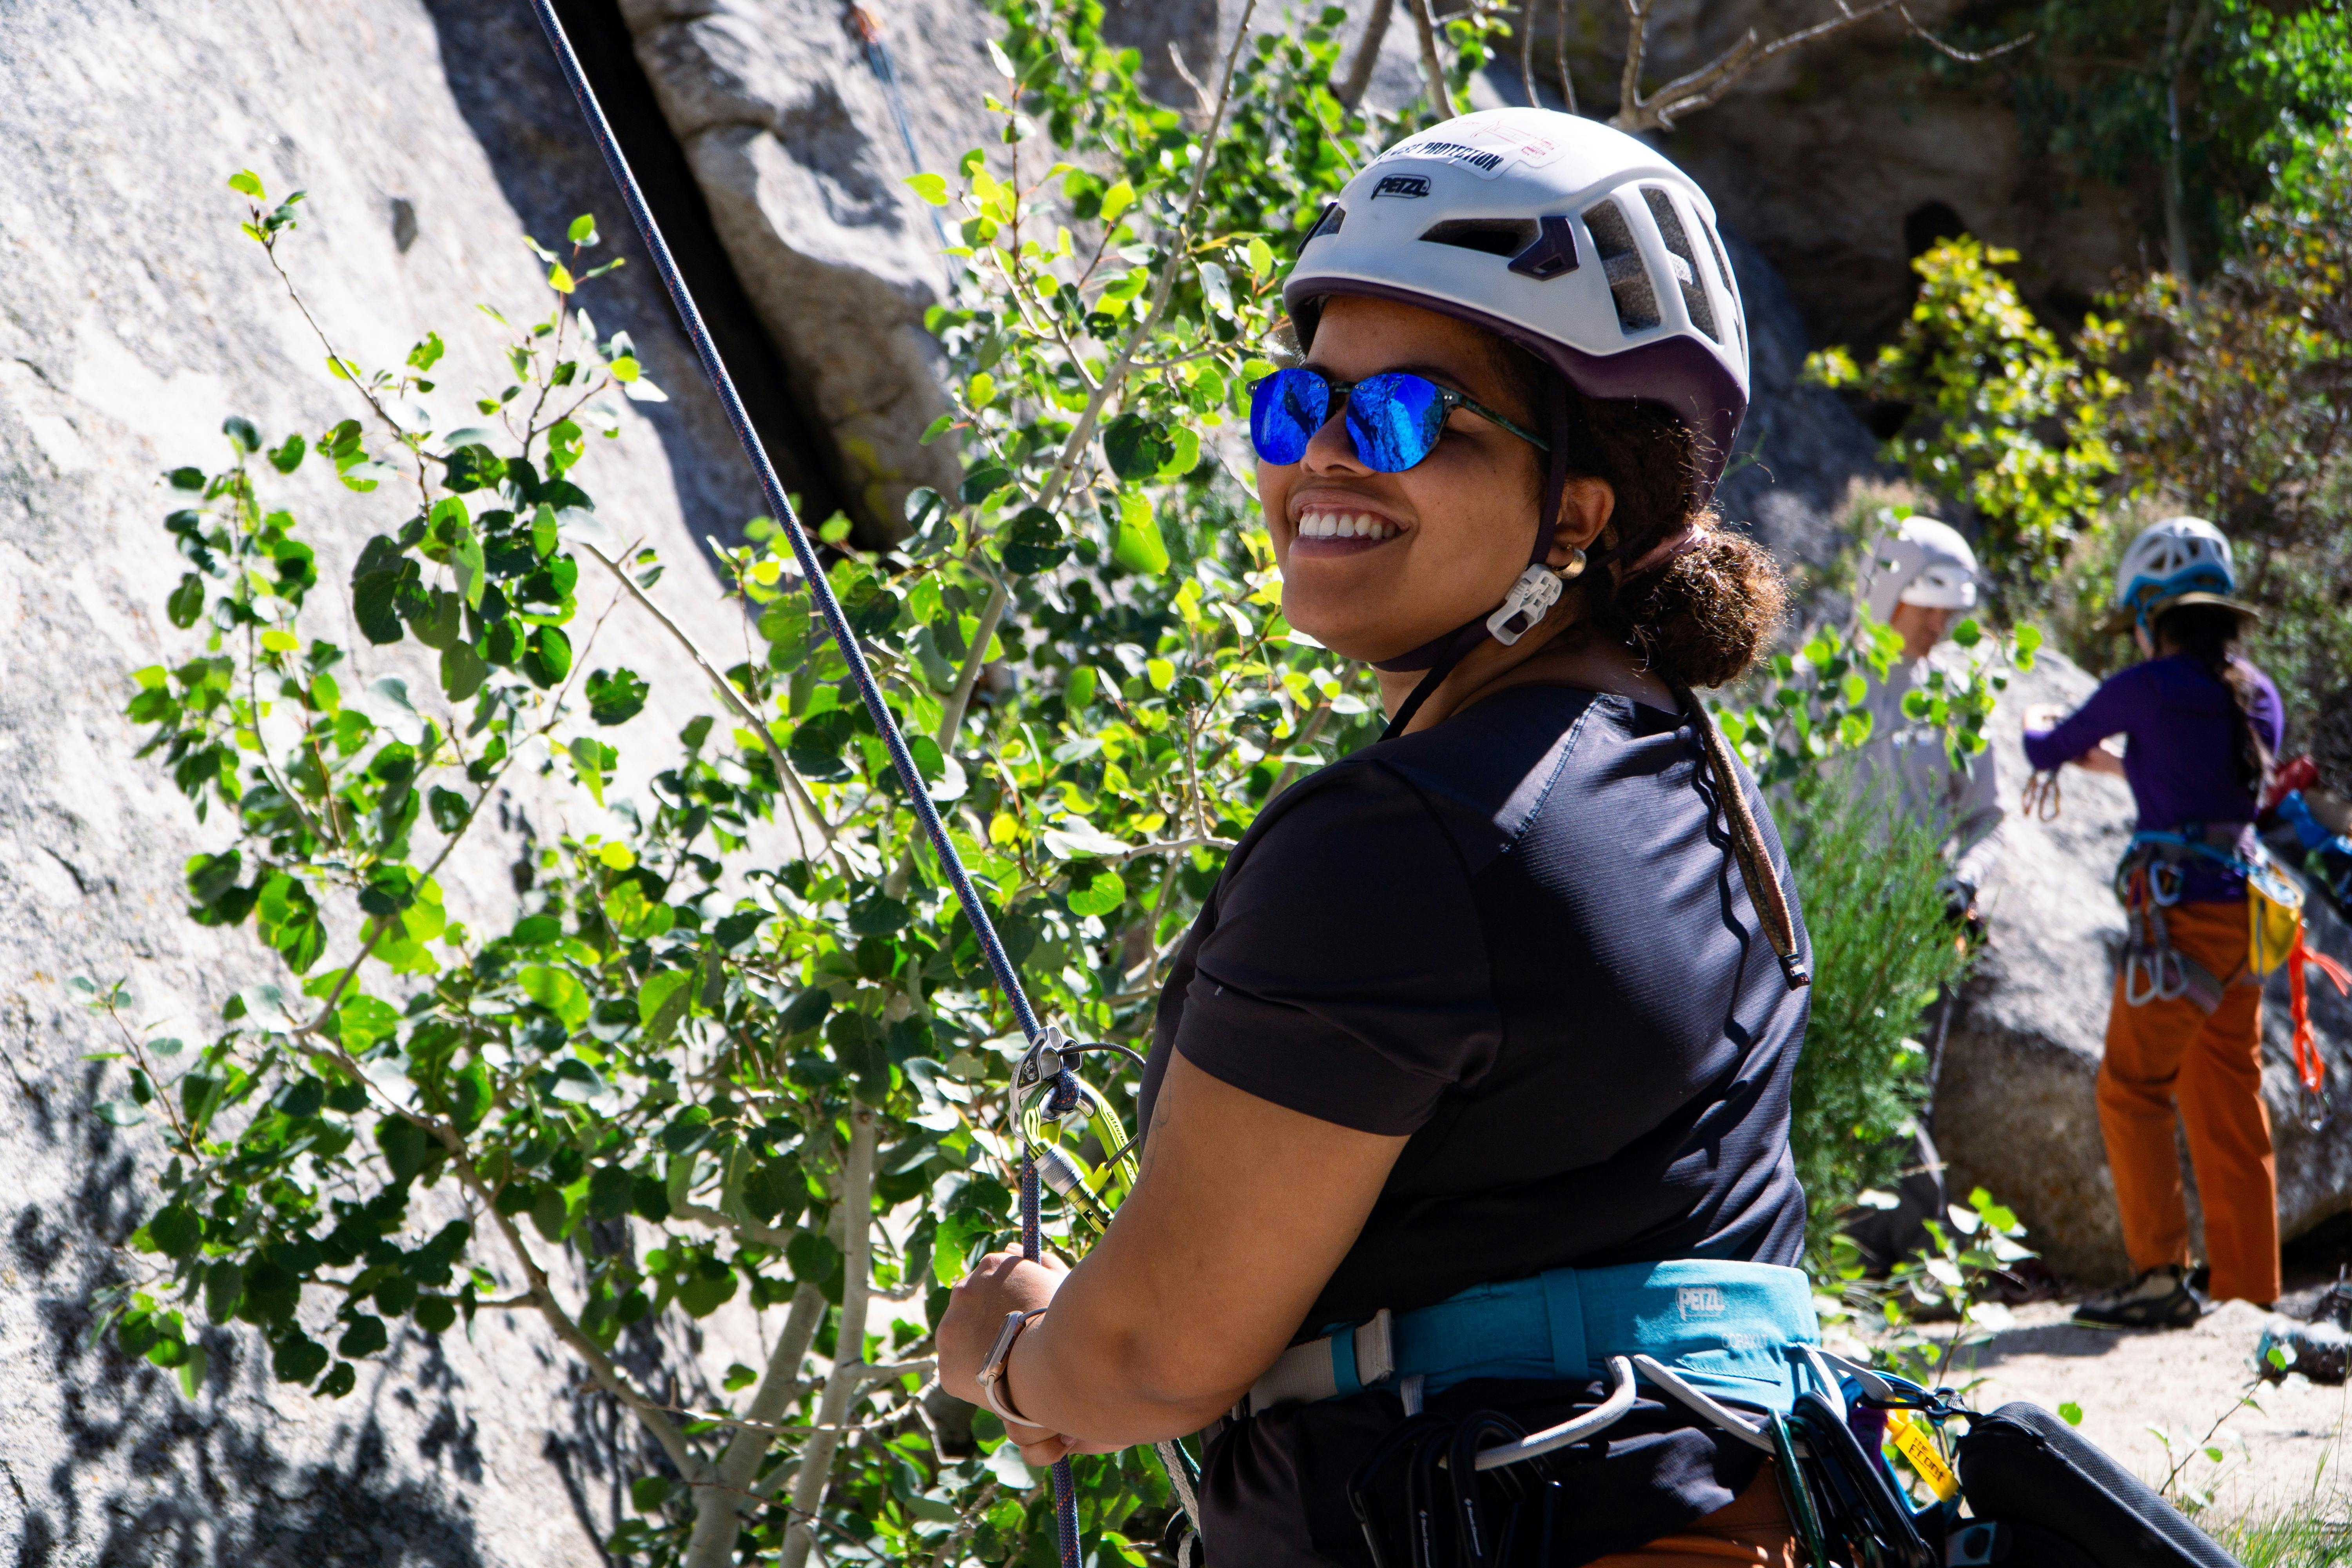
[975,1307,1048,1425]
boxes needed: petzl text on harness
[523,5,1106,1559]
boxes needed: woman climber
[2025,517,2285,1328]
[940,109,1825,1565]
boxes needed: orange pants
[1585,1464,1798,1567]
[2099,898,2280,1305]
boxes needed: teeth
[1297,511,1399,541]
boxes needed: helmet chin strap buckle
[1485,564,1565,646]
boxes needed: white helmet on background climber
[2109,516,2254,631]
[1858,514,1980,624]
[1285,107,1749,500]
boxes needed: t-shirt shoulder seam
[1495,691,1612,850]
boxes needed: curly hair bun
[1623,524,1786,689]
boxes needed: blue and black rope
[524,2,1081,1560]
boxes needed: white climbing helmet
[1285,107,1749,499]
[2112,516,2238,628]
[1858,515,1980,624]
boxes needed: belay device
[523,3,1154,1563]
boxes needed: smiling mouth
[1293,508,1402,543]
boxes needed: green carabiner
[1769,1409,1832,1568]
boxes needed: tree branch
[1032,0,1262,519]
[1409,0,1459,116]
[780,1104,877,1568]
[1555,0,1578,115]
[683,1281,830,1568]
[572,537,847,873]
[1338,0,1396,108]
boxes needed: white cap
[1859,515,1979,624]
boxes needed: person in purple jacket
[2023,517,2283,1327]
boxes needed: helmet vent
[1641,188,1719,343]
[1580,198,1661,334]
[1697,215,1745,360]
[1301,202,1347,251]
[1417,218,1540,258]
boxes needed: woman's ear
[1547,477,1614,568]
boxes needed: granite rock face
[619,0,993,537]
[1937,650,2352,1284]
[0,1,771,1561]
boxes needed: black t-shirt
[1137,683,1811,1566]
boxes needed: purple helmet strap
[1378,379,1574,742]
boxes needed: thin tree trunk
[780,1105,877,1568]
[1519,0,1539,104]
[1555,0,1578,115]
[2161,0,2211,290]
[1408,0,1457,116]
[1337,0,1394,109]
[682,1283,830,1568]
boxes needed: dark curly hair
[1492,343,1785,689]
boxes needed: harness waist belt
[1246,1259,1819,1417]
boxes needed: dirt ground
[1880,1283,2352,1524]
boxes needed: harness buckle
[1485,565,1565,645]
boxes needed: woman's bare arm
[936,1051,1409,1455]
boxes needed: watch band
[976,1307,1049,1426]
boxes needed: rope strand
[1677,687,1809,989]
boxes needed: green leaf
[222,416,261,454]
[638,969,694,1040]
[272,1334,329,1385]
[376,1118,431,1183]
[1066,867,1127,917]
[449,1058,494,1133]
[2059,1401,2084,1425]
[440,640,488,702]
[337,1314,389,1359]
[585,667,649,726]
[228,169,266,200]
[1247,234,1276,279]
[521,964,592,1031]
[523,625,572,688]
[1099,179,1135,226]
[567,213,598,244]
[176,1343,209,1400]
[143,1203,202,1259]
[167,573,205,630]
[1102,412,1174,480]
[1112,491,1169,575]
[906,172,949,206]
[268,431,307,473]
[547,261,575,294]
[1001,506,1070,575]
[337,995,401,1051]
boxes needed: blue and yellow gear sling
[523,10,1919,1562]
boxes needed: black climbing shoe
[2072,1266,2201,1330]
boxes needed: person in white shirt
[1851,514,2004,920]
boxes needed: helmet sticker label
[1373,123,1570,181]
[1371,174,1430,199]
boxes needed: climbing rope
[524,3,1087,1558]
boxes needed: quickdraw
[525,5,1118,1559]
[2019,768,2062,822]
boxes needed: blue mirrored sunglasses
[1248,366,1550,473]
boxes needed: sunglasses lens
[1249,369,1328,466]
[1345,373,1446,473]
